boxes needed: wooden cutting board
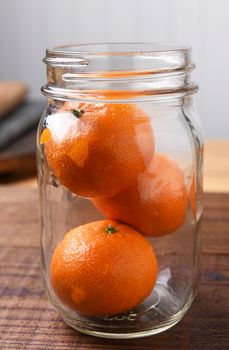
[0,100,46,179]
[0,81,27,117]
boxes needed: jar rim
[44,42,192,71]
[42,42,198,102]
[46,42,191,56]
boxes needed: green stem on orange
[104,224,118,235]
[71,109,84,118]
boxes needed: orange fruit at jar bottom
[50,220,158,316]
[93,154,188,237]
[42,101,154,198]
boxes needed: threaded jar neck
[41,43,198,102]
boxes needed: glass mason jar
[37,43,203,339]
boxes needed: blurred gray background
[0,0,228,139]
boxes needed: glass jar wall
[37,43,203,339]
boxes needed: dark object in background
[0,129,37,179]
[0,100,46,178]
[0,100,46,150]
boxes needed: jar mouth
[42,42,198,102]
[46,42,190,56]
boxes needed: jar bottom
[63,314,182,339]
[47,283,195,339]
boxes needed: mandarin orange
[50,220,158,316]
[93,154,187,237]
[41,101,154,197]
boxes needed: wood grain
[0,188,228,349]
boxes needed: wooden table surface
[0,187,228,350]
